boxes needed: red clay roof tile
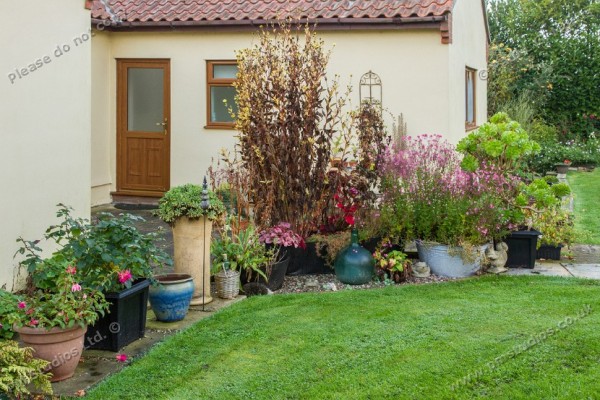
[91,0,454,24]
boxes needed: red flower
[116,354,128,362]
[117,270,132,284]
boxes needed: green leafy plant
[0,290,18,339]
[155,183,226,224]
[373,247,411,283]
[457,112,541,173]
[535,207,576,247]
[0,340,52,397]
[1,264,109,330]
[211,222,275,281]
[17,205,172,293]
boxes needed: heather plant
[234,21,345,237]
[380,135,521,246]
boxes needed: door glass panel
[210,86,237,123]
[128,68,164,132]
[213,64,238,79]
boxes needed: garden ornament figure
[485,242,509,274]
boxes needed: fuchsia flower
[71,283,82,292]
[118,270,132,284]
[18,301,26,309]
[116,354,128,362]
[29,319,39,327]
[66,265,77,275]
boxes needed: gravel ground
[275,273,454,294]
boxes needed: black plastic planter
[241,256,290,291]
[286,242,332,275]
[536,245,562,260]
[505,230,541,268]
[85,279,149,352]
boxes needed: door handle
[156,118,168,135]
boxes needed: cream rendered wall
[0,1,91,290]
[91,29,449,202]
[91,31,113,206]
[448,0,489,143]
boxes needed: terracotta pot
[15,325,86,382]
[172,216,213,305]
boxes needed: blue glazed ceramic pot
[149,274,194,322]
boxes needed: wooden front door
[116,59,170,197]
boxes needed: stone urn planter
[416,241,485,278]
[555,163,570,174]
[15,325,86,382]
[149,274,195,322]
[172,216,213,305]
[155,182,226,306]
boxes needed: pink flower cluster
[381,135,520,244]
[258,222,305,249]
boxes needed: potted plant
[212,255,240,300]
[258,222,305,287]
[0,340,52,397]
[555,159,571,174]
[155,182,225,306]
[1,264,108,382]
[533,205,575,261]
[212,222,276,290]
[17,205,171,351]
[506,178,572,267]
[148,274,195,322]
[379,135,521,277]
[373,244,412,283]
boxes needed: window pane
[213,64,238,79]
[210,86,238,123]
[127,68,164,132]
[466,71,474,123]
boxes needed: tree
[487,0,600,133]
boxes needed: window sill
[465,123,478,132]
[204,125,236,130]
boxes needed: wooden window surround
[206,60,238,129]
[465,67,477,130]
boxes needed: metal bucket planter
[149,274,195,322]
[215,270,240,299]
[416,241,484,278]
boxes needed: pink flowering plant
[379,135,522,246]
[258,222,305,249]
[0,263,108,330]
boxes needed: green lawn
[568,169,600,244]
[86,276,600,400]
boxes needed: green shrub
[0,341,52,397]
[528,121,559,144]
[457,112,540,173]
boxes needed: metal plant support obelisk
[200,177,210,310]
